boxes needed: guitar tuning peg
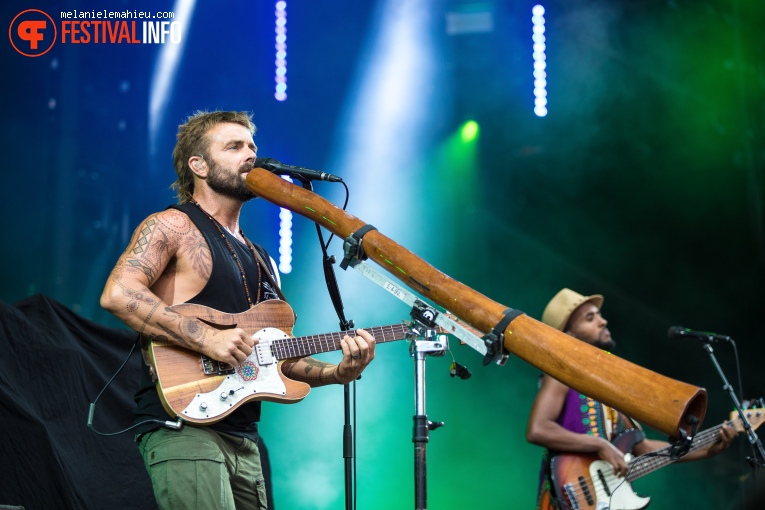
[757,398,765,409]
[742,400,751,410]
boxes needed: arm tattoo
[155,308,206,350]
[184,228,212,280]
[156,213,192,236]
[156,323,192,349]
[125,216,177,286]
[126,259,156,281]
[115,279,157,313]
[301,357,334,374]
[138,301,160,335]
[283,357,338,385]
[180,317,206,344]
[132,219,156,256]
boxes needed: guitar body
[549,429,650,510]
[149,300,311,425]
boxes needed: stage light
[460,120,480,143]
[297,0,440,330]
[532,5,547,117]
[278,176,293,273]
[274,1,287,101]
[148,0,196,158]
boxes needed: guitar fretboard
[626,418,737,481]
[269,323,412,359]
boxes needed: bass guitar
[149,300,419,425]
[548,407,764,510]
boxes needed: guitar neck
[270,323,412,359]
[626,419,734,481]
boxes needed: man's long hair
[171,110,256,203]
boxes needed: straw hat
[541,288,604,331]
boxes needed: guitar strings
[267,318,458,360]
[269,324,410,359]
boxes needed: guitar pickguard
[587,456,649,510]
[180,328,288,421]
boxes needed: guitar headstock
[729,401,765,433]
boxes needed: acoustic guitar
[149,299,422,425]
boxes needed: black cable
[321,180,349,249]
[87,334,183,436]
[730,339,744,403]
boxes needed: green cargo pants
[138,426,267,509]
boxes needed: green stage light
[460,120,480,143]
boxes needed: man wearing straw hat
[526,288,735,510]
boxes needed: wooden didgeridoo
[247,168,707,437]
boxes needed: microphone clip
[669,430,692,460]
[669,415,699,460]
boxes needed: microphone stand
[336,259,477,509]
[299,179,357,510]
[701,341,765,468]
[408,305,446,510]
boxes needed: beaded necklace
[189,199,262,307]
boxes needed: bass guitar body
[549,429,649,510]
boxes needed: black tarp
[0,294,156,509]
[0,294,275,510]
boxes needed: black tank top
[132,203,280,439]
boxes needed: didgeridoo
[246,168,706,437]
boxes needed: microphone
[667,326,732,343]
[254,157,343,182]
